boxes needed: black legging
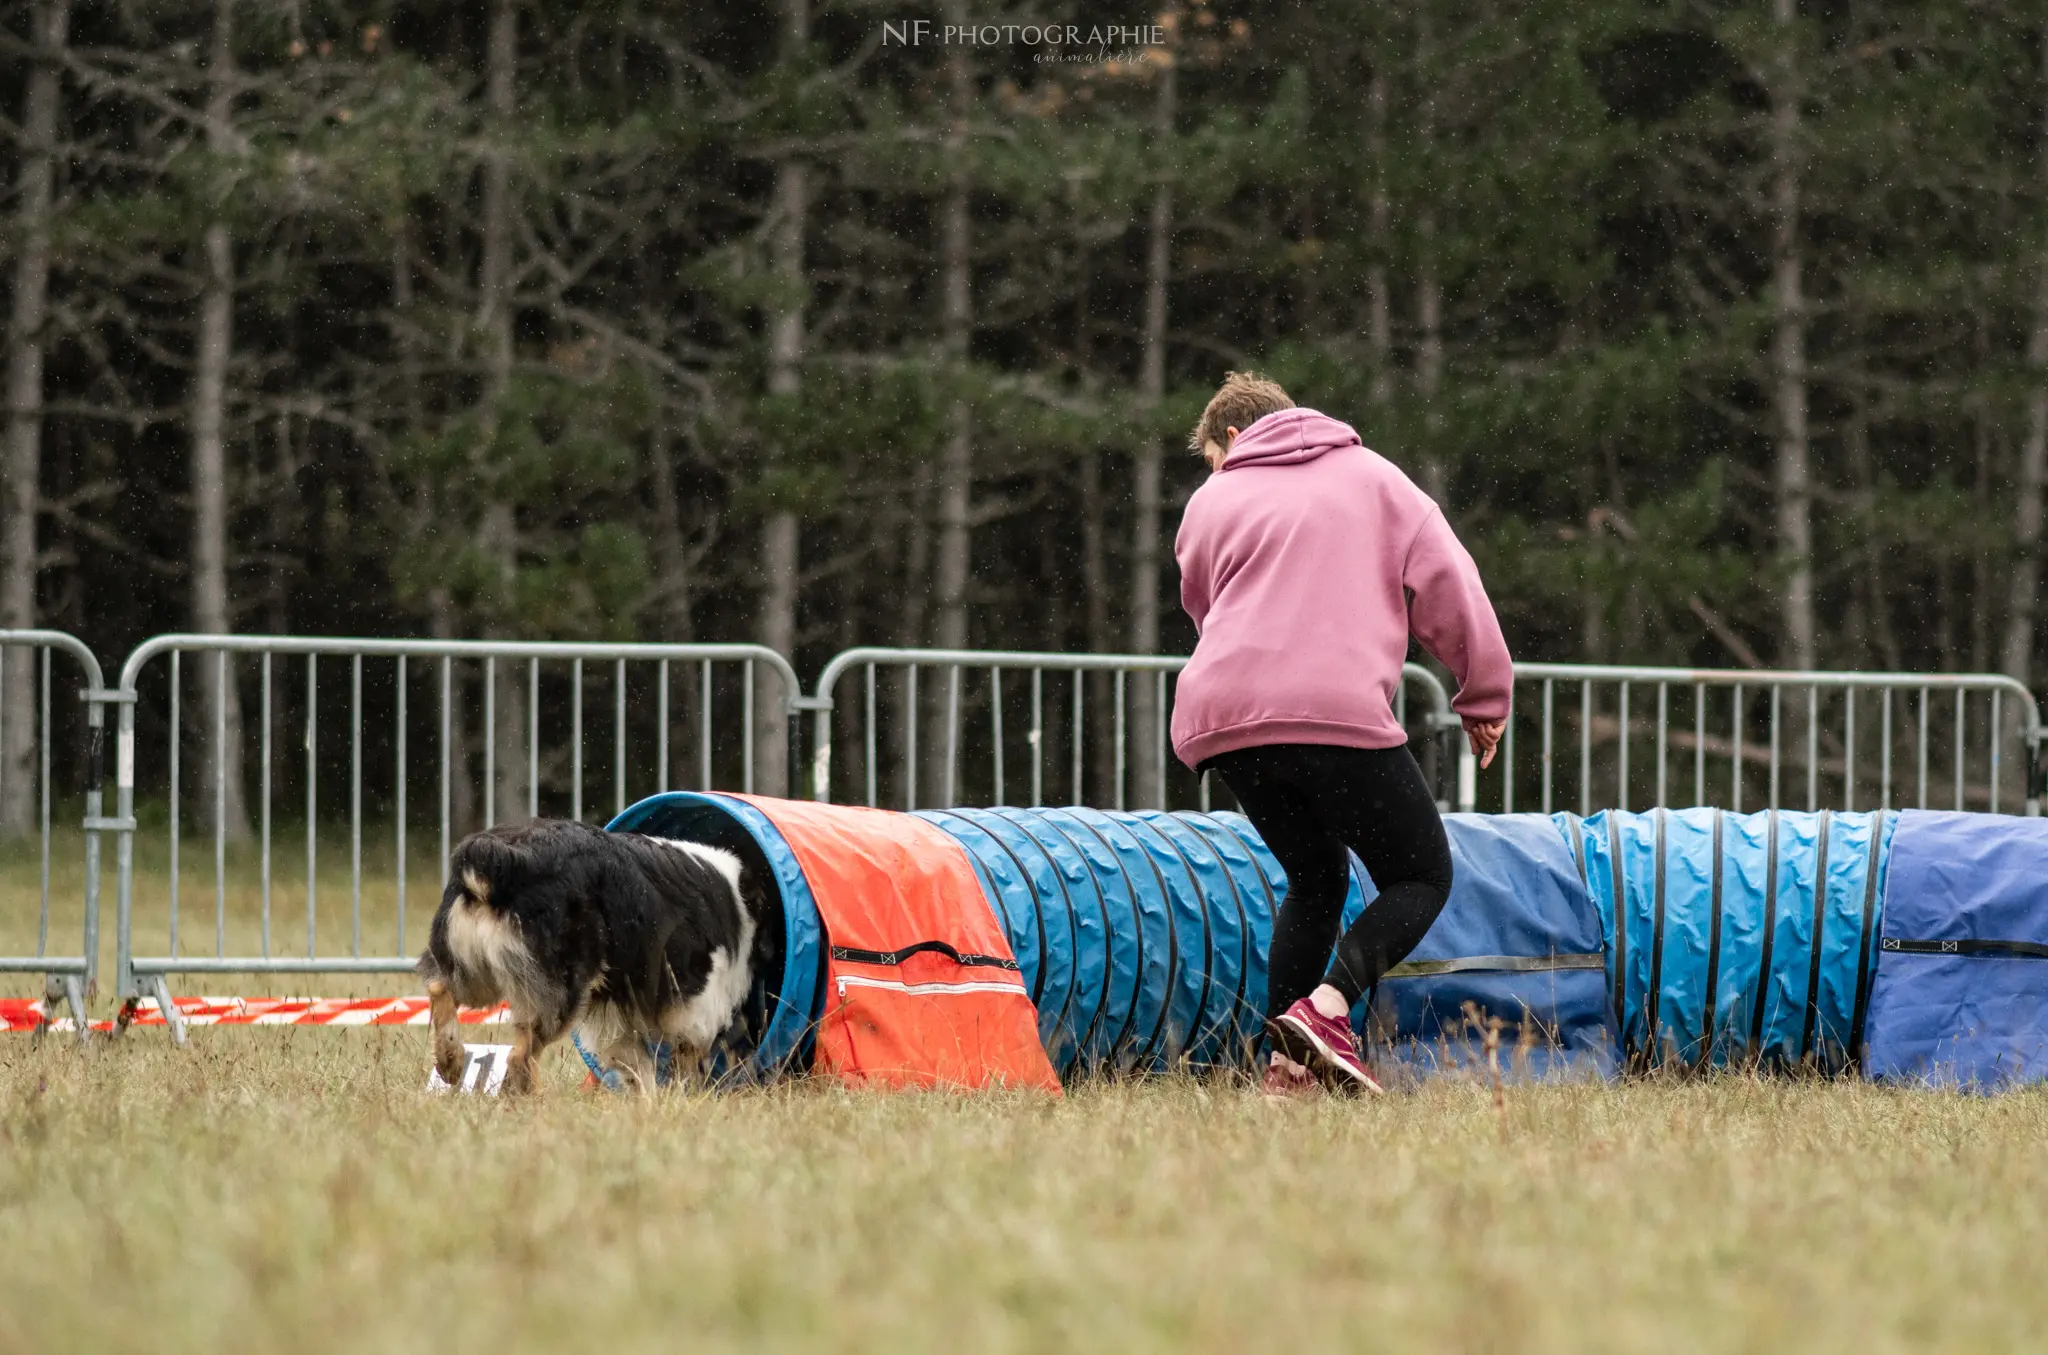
[1206,743,1454,1018]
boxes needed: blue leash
[570,1031,675,1092]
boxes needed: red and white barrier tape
[0,996,510,1034]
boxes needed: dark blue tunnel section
[1363,814,1618,1080]
[1865,812,2048,1088]
[1564,808,1894,1070]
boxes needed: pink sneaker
[1268,998,1383,1095]
[1260,1055,1320,1100]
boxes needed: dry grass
[1,1030,2044,1353]
[3,839,2044,1351]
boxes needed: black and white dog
[418,819,774,1095]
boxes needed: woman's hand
[1466,719,1505,770]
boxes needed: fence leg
[2030,733,2042,818]
[149,975,188,1047]
[52,974,87,1043]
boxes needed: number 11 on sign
[426,1043,514,1095]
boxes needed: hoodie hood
[1220,407,1362,470]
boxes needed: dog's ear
[450,830,533,903]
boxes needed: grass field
[2,1030,2045,1354]
[4,840,2045,1351]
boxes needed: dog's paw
[502,1057,537,1097]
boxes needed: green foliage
[26,0,2048,683]
[387,371,652,640]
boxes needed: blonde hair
[1189,371,1295,456]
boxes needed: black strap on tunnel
[986,807,1089,1044]
[1136,819,1226,1063]
[1645,810,1667,1058]
[1063,811,1173,1065]
[1096,815,1188,1064]
[1879,937,2048,959]
[1849,811,1889,1060]
[1700,810,1725,1063]
[1193,813,1275,1064]
[1607,814,1629,1054]
[1178,818,1254,1047]
[1565,813,1589,891]
[1034,810,1131,1064]
[1799,812,1835,1059]
[1382,953,1606,978]
[1750,809,1780,1052]
[925,810,1049,1004]
[829,941,1020,970]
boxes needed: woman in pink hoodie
[1172,372,1513,1096]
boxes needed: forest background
[3,0,2045,818]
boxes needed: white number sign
[426,1043,514,1095]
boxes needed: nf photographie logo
[882,19,1169,48]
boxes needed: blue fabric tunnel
[913,808,1299,1075]
[1361,813,1618,1081]
[605,795,2048,1091]
[608,793,1615,1083]
[1864,811,2048,1089]
[1564,808,1896,1070]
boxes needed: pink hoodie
[1171,407,1513,769]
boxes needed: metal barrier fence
[807,652,2045,821]
[107,635,802,1042]
[0,629,108,1035]
[805,647,1463,811]
[1487,665,2044,819]
[48,633,2048,1045]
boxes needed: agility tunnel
[1560,808,1897,1072]
[606,793,2048,1089]
[607,793,1616,1085]
[1543,808,2048,1086]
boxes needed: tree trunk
[1127,40,1176,810]
[647,422,695,644]
[1080,448,1113,804]
[897,465,932,806]
[479,0,526,821]
[1366,50,1392,411]
[0,0,67,837]
[1846,377,1898,672]
[1971,410,1993,675]
[754,0,808,798]
[1414,12,1446,505]
[192,0,249,844]
[924,5,973,803]
[393,224,421,429]
[645,421,703,791]
[1769,0,1815,670]
[1075,259,1113,805]
[1416,238,1445,503]
[2001,30,2048,696]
